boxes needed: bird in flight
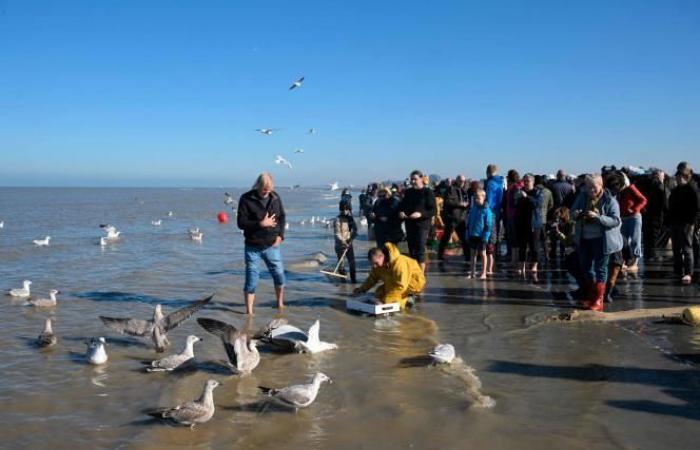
[294,149,304,154]
[256,128,279,135]
[274,155,293,170]
[308,128,315,135]
[289,76,304,90]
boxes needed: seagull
[259,372,331,411]
[146,379,220,428]
[167,211,174,217]
[284,223,289,231]
[429,343,456,364]
[190,231,203,241]
[99,237,108,247]
[289,76,304,90]
[274,155,293,170]
[100,224,121,239]
[33,236,51,247]
[86,337,108,365]
[308,128,315,135]
[256,319,335,354]
[8,280,32,297]
[99,295,213,352]
[224,193,235,206]
[37,318,57,348]
[0,220,4,228]
[329,182,339,191]
[144,335,202,372]
[295,320,338,354]
[198,318,260,374]
[151,220,162,226]
[256,128,279,136]
[26,289,59,308]
[294,149,304,154]
[310,216,315,225]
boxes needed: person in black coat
[372,187,404,247]
[668,166,700,284]
[237,172,286,314]
[399,170,436,272]
[437,175,470,262]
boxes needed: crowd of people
[236,162,700,315]
[345,161,700,312]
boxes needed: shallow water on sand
[1,187,699,449]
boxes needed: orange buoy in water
[217,212,228,223]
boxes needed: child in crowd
[466,189,493,279]
[333,203,358,283]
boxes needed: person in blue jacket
[466,188,493,279]
[484,164,505,272]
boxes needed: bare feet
[682,275,692,285]
[478,273,487,280]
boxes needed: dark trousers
[406,221,430,264]
[642,214,664,258]
[335,244,356,282]
[518,227,541,263]
[671,224,694,276]
[438,219,470,261]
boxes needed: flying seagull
[289,76,304,90]
[198,318,260,374]
[275,155,293,170]
[294,149,304,154]
[146,379,220,428]
[259,372,331,411]
[256,128,279,135]
[100,224,121,239]
[308,128,315,135]
[224,192,235,205]
[99,295,213,352]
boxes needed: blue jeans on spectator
[244,245,285,293]
[621,214,643,259]
[578,237,610,283]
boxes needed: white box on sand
[346,298,400,315]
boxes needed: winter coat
[484,175,505,218]
[237,190,286,247]
[359,242,426,309]
[570,189,623,254]
[466,204,493,242]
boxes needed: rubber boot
[587,282,605,312]
[579,279,594,308]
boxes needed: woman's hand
[585,210,599,219]
[409,212,422,219]
[272,236,283,247]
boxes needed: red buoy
[217,211,228,223]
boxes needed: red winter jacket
[618,184,647,217]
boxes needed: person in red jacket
[617,172,647,272]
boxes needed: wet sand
[1,188,699,449]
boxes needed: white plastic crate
[346,298,401,315]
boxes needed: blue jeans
[578,237,610,283]
[244,245,286,293]
[621,214,642,259]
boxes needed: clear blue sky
[1,0,699,187]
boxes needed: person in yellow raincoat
[351,242,426,309]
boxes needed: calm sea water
[1,187,699,449]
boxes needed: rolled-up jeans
[244,244,286,294]
[621,214,643,259]
[578,237,610,283]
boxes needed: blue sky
[1,0,699,187]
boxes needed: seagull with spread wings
[197,318,260,374]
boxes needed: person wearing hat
[333,202,358,283]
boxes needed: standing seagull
[289,76,304,90]
[274,155,293,170]
[256,128,279,136]
[86,337,108,365]
[151,220,162,226]
[144,335,202,372]
[259,372,331,411]
[99,295,213,352]
[33,236,51,247]
[147,379,221,428]
[26,289,59,308]
[8,280,32,297]
[37,318,57,348]
[197,318,260,374]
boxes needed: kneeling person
[352,242,426,309]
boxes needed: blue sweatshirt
[484,175,505,218]
[466,204,493,242]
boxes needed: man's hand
[272,236,283,247]
[409,212,422,219]
[260,213,277,228]
[461,201,468,208]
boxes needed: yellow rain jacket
[359,242,426,309]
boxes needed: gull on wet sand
[37,318,57,348]
[198,318,260,374]
[9,280,32,297]
[86,337,108,365]
[27,289,59,308]
[33,236,51,247]
[259,372,331,411]
[145,335,201,372]
[99,295,212,352]
[289,76,304,90]
[147,379,220,428]
[429,343,456,364]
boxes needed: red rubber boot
[587,282,605,312]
